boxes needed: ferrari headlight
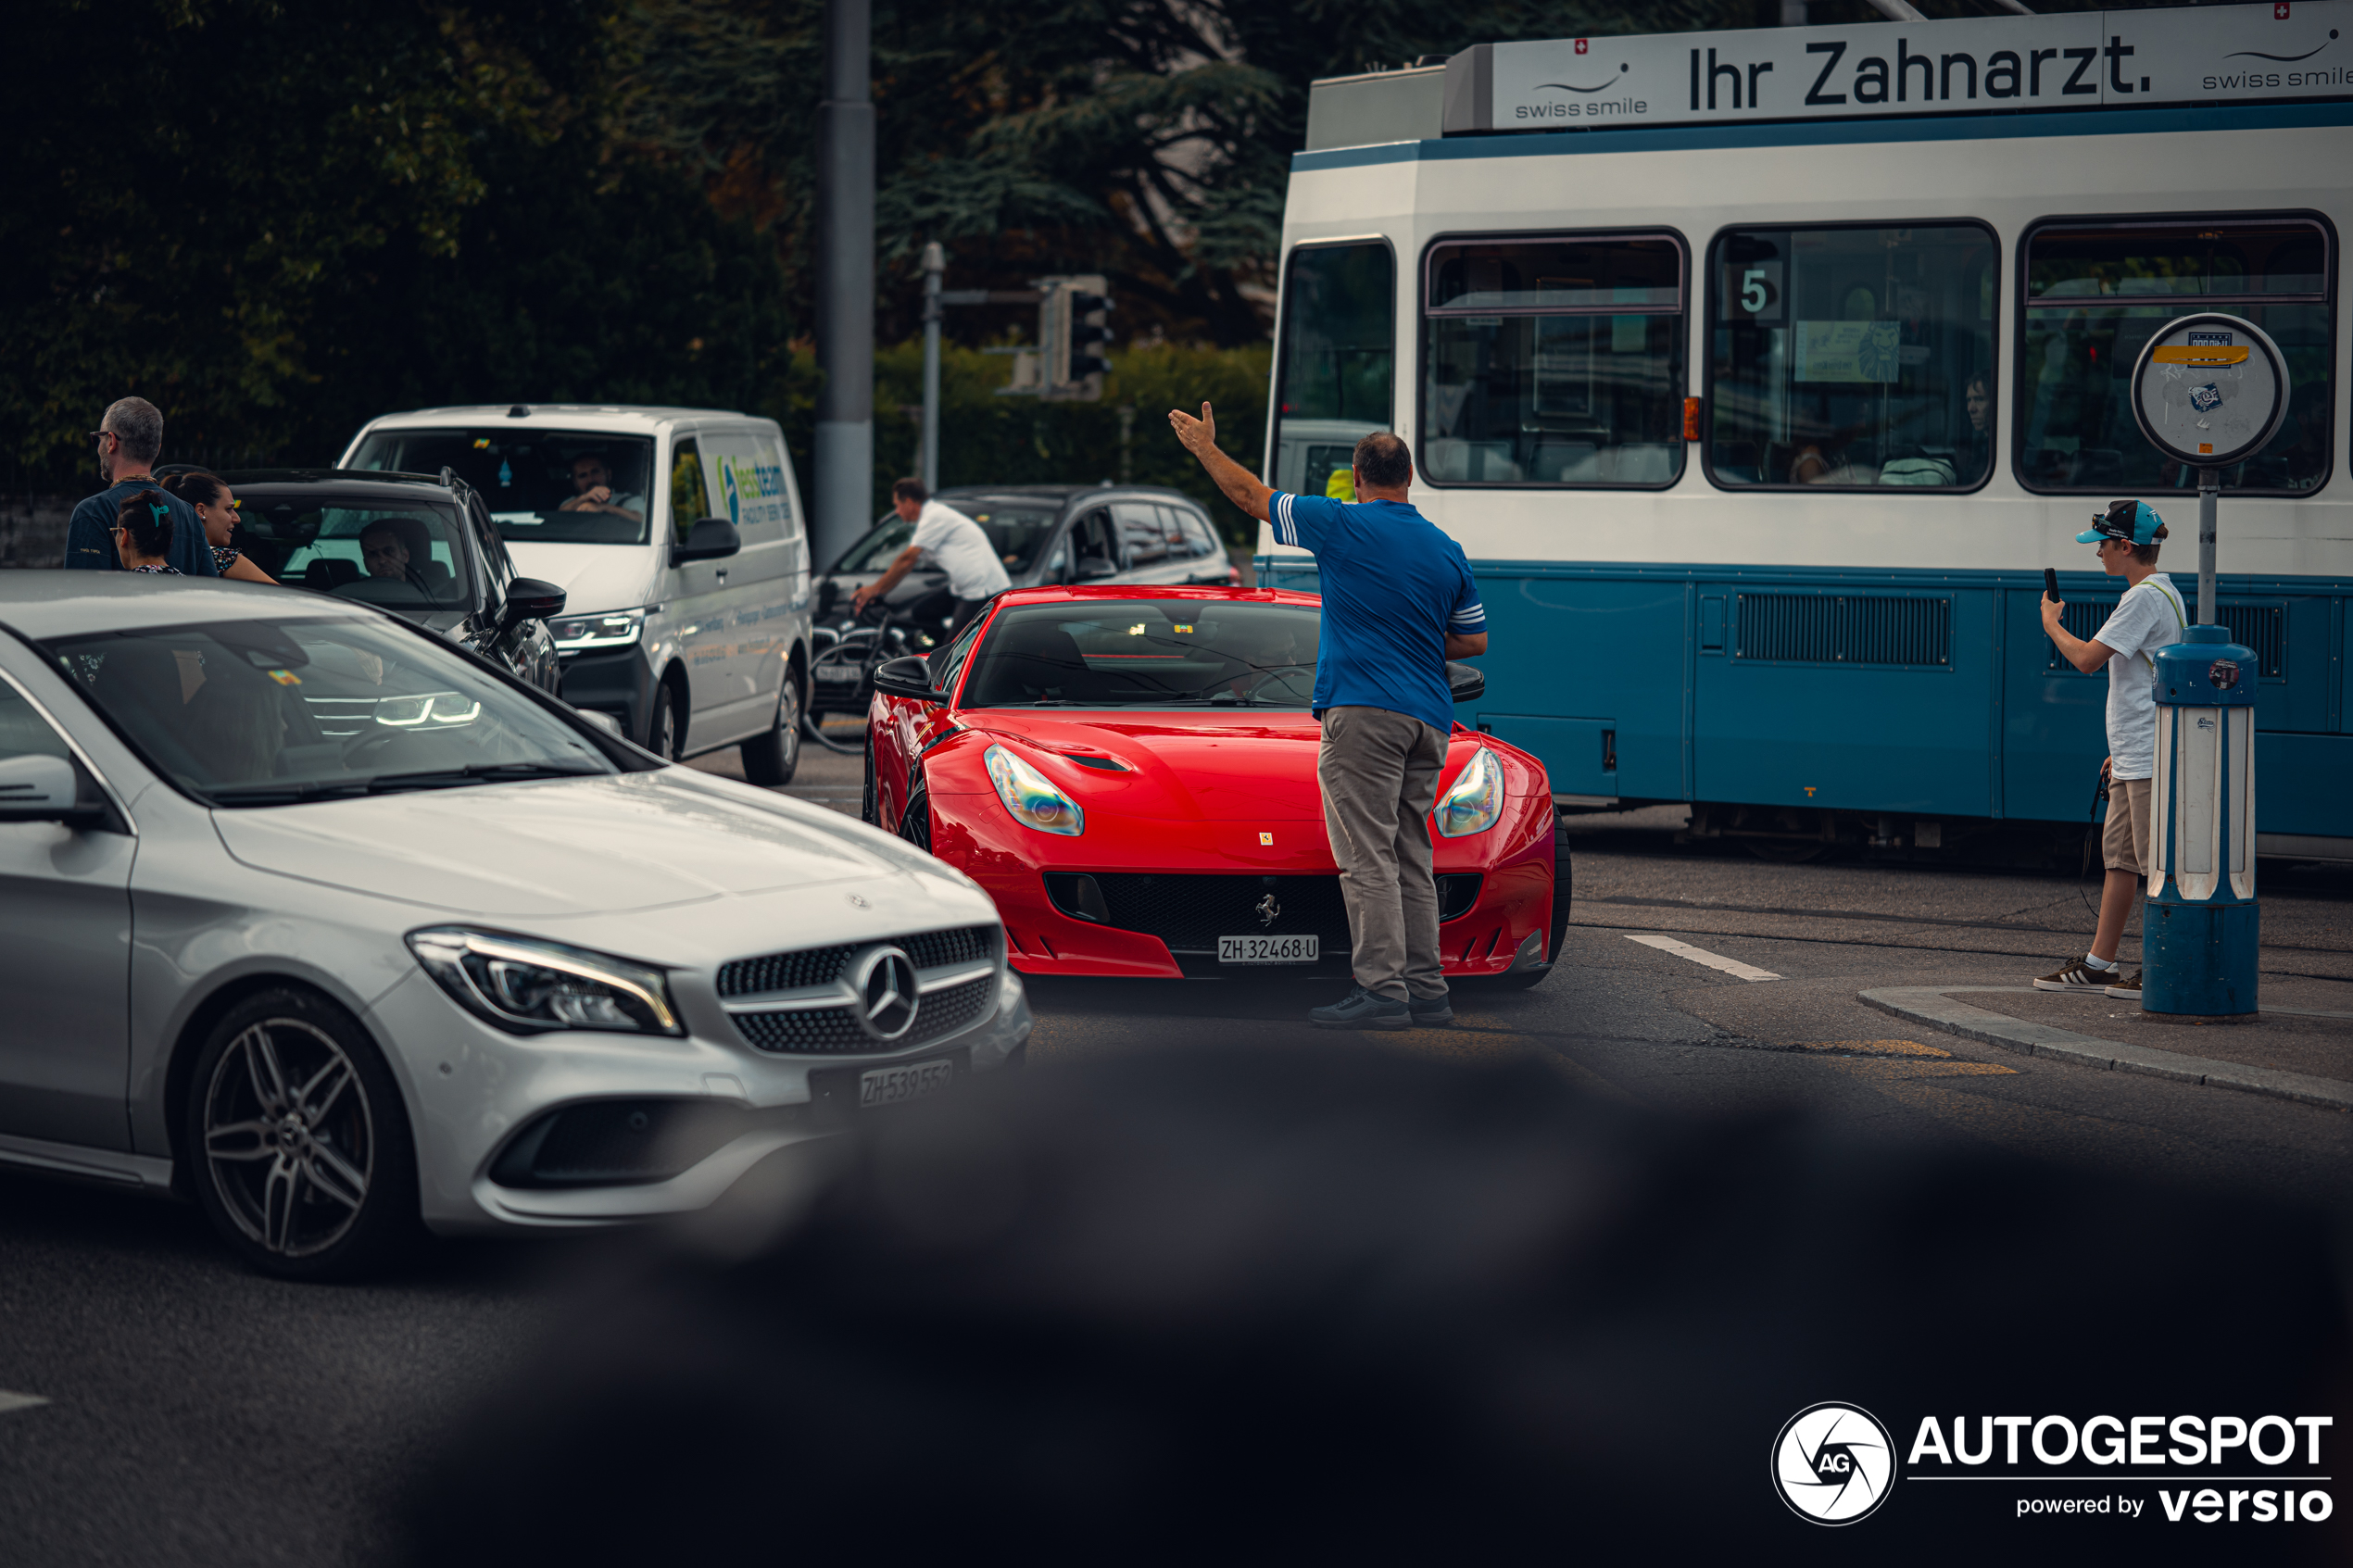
[985,744,1084,836]
[1433,746,1504,838]
[406,927,682,1035]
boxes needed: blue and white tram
[1261,3,2352,860]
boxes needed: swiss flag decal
[2276,2,2291,18]
[1575,37,1589,54]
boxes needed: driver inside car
[360,517,443,598]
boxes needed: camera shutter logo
[1772,1402,1896,1524]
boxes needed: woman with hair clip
[160,470,275,583]
[112,491,182,573]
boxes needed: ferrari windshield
[45,615,618,807]
[962,600,1321,709]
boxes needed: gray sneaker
[1408,992,1454,1027]
[2033,957,2119,993]
[2104,970,2143,1000]
[1309,985,1411,1030]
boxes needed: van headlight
[1434,746,1504,838]
[549,608,647,651]
[407,928,682,1035]
[985,744,1084,836]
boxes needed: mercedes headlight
[985,744,1084,836]
[406,928,682,1035]
[1434,746,1504,838]
[549,608,647,652]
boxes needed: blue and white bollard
[2144,625,2259,1016]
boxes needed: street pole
[920,241,943,495]
[2197,465,2220,626]
[812,0,874,572]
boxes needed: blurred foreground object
[406,1045,2348,1564]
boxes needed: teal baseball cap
[2076,498,2165,546]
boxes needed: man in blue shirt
[64,397,220,577]
[1170,404,1486,1029]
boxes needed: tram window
[2019,220,2331,495]
[1707,224,1995,492]
[1273,242,1395,502]
[1420,234,1686,488]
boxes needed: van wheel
[651,684,686,762]
[741,672,801,786]
[185,987,418,1280]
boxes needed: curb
[1856,987,2353,1113]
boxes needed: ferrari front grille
[1070,872,1353,954]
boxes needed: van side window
[670,440,712,546]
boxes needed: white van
[340,406,812,784]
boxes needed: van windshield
[347,430,658,546]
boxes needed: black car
[812,483,1238,623]
[208,469,567,696]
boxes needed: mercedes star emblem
[1255,893,1280,929]
[853,946,920,1041]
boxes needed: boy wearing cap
[2034,499,2184,998]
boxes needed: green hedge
[770,341,1274,547]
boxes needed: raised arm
[1168,402,1272,523]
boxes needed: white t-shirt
[910,500,1012,600]
[2095,573,2186,781]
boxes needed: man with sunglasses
[64,397,220,577]
[2033,499,2183,1000]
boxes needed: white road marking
[1623,933,1781,983]
[0,1390,48,1415]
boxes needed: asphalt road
[0,734,2345,1565]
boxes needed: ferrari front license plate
[1218,935,1319,965]
[858,1058,958,1108]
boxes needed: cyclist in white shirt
[851,479,1013,635]
[2033,498,2184,1001]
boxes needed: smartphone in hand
[2044,567,2060,605]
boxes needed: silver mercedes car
[0,575,1028,1278]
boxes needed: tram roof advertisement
[1441,2,2350,136]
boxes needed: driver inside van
[559,455,646,524]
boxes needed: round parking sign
[2131,312,2289,470]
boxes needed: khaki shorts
[2103,776,2154,876]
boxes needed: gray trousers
[1317,705,1449,1002]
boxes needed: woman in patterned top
[113,491,182,572]
[161,470,276,583]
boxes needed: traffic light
[1036,275,1113,400]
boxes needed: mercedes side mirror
[497,578,567,636]
[872,655,949,703]
[1446,660,1485,703]
[673,517,742,566]
[0,754,107,829]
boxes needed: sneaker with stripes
[2033,956,2118,992]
